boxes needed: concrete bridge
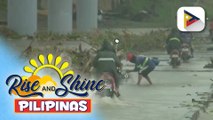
[7,0,98,35]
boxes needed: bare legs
[137,74,152,85]
[137,74,142,85]
[145,76,152,85]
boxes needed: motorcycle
[170,49,181,68]
[96,72,120,98]
[181,43,191,62]
[95,39,126,98]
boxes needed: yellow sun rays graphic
[23,54,74,79]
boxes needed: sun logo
[24,54,74,79]
[10,54,75,97]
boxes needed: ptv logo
[177,7,205,32]
[184,10,200,28]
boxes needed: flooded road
[5,38,213,120]
[94,51,213,120]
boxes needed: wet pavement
[198,103,213,120]
[95,51,213,120]
[3,38,213,120]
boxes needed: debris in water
[204,57,213,68]
[193,74,198,77]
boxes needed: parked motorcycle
[117,68,129,83]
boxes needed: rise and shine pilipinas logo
[6,54,105,113]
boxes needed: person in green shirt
[166,28,182,54]
[93,40,122,89]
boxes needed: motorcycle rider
[166,28,182,55]
[93,40,122,92]
[179,32,194,57]
[126,53,159,85]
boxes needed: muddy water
[93,52,213,120]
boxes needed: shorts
[138,66,154,77]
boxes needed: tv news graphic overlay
[6,54,105,113]
[15,99,91,113]
[177,7,205,32]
